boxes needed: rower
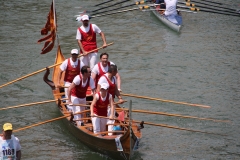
[67,66,95,126]
[56,49,82,111]
[76,14,107,70]
[164,0,182,25]
[90,83,115,135]
[91,52,121,92]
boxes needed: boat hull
[53,88,140,160]
[151,9,182,32]
[46,47,142,160]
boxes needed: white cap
[81,15,89,21]
[71,49,79,54]
[100,83,109,90]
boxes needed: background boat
[150,7,182,32]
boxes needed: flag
[38,0,56,54]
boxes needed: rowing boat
[150,6,182,32]
[41,2,143,158]
[43,47,143,160]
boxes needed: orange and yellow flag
[38,1,56,54]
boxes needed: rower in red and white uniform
[67,66,95,126]
[76,14,107,70]
[56,49,82,111]
[97,64,124,135]
[91,52,121,91]
[90,83,114,134]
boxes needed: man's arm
[16,150,21,160]
[96,84,101,93]
[67,83,76,104]
[99,32,107,48]
[90,95,98,116]
[91,72,97,81]
[115,84,124,104]
[115,73,121,91]
[77,40,87,55]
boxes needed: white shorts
[91,114,108,134]
[80,52,97,70]
[71,96,86,125]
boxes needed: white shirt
[95,91,112,101]
[73,75,95,89]
[164,0,178,16]
[0,135,21,160]
[92,61,115,75]
[60,58,82,71]
[98,73,116,86]
[76,24,101,40]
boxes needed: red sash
[95,62,110,88]
[78,24,97,52]
[93,92,109,116]
[64,58,81,83]
[103,75,116,98]
[71,74,90,98]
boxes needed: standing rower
[56,49,82,111]
[76,14,107,70]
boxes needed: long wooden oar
[90,5,153,18]
[178,2,239,15]
[197,0,223,5]
[13,114,71,133]
[13,110,89,133]
[134,120,226,136]
[92,0,130,13]
[91,0,150,16]
[177,5,239,17]
[0,42,113,89]
[94,0,113,7]
[142,8,197,13]
[0,63,61,89]
[116,108,230,123]
[183,0,236,11]
[78,42,114,57]
[65,100,127,107]
[121,93,211,108]
[0,98,67,111]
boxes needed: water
[0,0,240,159]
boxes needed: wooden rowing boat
[41,37,143,159]
[150,6,182,32]
[39,1,143,159]
[43,46,143,160]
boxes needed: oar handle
[65,100,127,107]
[78,42,114,57]
[90,115,119,121]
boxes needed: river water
[0,0,239,159]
